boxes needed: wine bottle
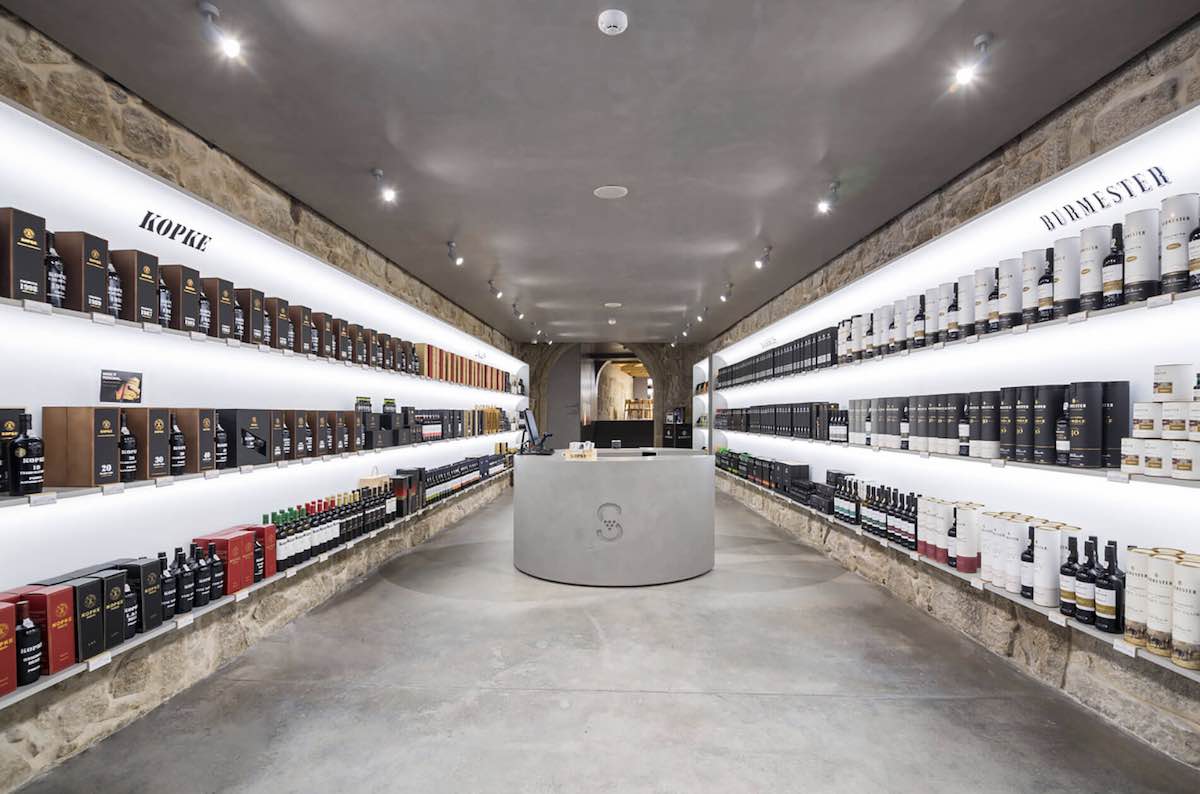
[986,268,1001,333]
[208,542,226,598]
[1095,541,1125,634]
[946,283,961,342]
[1189,213,1200,291]
[1075,538,1100,624]
[158,551,177,617]
[1020,526,1035,599]
[912,297,926,349]
[1036,248,1055,323]
[119,411,138,482]
[168,412,187,476]
[174,547,195,613]
[947,512,958,569]
[14,600,42,686]
[105,256,123,318]
[44,231,67,309]
[1101,223,1125,309]
[214,419,229,469]
[233,302,246,340]
[7,414,44,497]
[157,270,172,328]
[122,581,138,639]
[191,542,211,607]
[1059,535,1079,617]
[198,290,212,335]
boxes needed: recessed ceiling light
[598,9,628,36]
[593,185,629,199]
[604,301,623,309]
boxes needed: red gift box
[0,601,15,695]
[22,585,75,674]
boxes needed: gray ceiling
[5,1,1195,344]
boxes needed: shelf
[714,430,1200,491]
[714,468,1200,687]
[0,469,508,714]
[715,289,1200,395]
[0,431,520,512]
[0,297,526,401]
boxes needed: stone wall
[0,476,510,794]
[705,17,1200,356]
[716,470,1200,769]
[0,10,512,355]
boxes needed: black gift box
[53,231,109,313]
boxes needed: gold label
[154,418,165,432]
[55,603,69,619]
[1173,457,1193,472]
[202,417,211,430]
[1167,242,1182,250]
[185,278,196,294]
[109,586,121,602]
[84,594,98,609]
[17,227,38,249]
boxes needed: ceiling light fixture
[754,246,772,270]
[536,329,543,336]
[593,185,629,199]
[598,9,629,36]
[954,33,993,87]
[488,280,503,300]
[447,241,463,266]
[197,2,242,59]
[370,168,397,203]
[719,283,732,302]
[608,318,617,326]
[670,340,676,348]
[512,303,525,320]
[817,181,839,215]
[604,301,623,309]
[547,339,554,346]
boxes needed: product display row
[715,193,1200,390]
[0,206,524,395]
[0,402,512,495]
[0,451,511,698]
[716,448,1200,672]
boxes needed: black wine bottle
[1074,538,1100,625]
[7,414,44,497]
[1036,248,1055,323]
[174,547,195,613]
[986,268,1001,333]
[1020,526,1035,599]
[168,412,187,476]
[158,551,177,616]
[191,542,211,607]
[119,411,138,482]
[1059,536,1079,617]
[1101,223,1125,309]
[106,256,123,318]
[15,600,42,685]
[208,542,226,598]
[214,420,229,469]
[157,270,172,328]
[198,290,212,335]
[1095,541,1125,634]
[44,231,67,309]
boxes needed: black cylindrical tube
[948,393,967,456]
[1033,384,1067,465]
[979,390,1001,458]
[914,395,928,448]
[1014,386,1036,463]
[999,387,1018,459]
[1102,381,1131,469]
[1069,381,1104,468]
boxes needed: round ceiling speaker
[598,9,628,36]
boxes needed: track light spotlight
[817,181,839,215]
[754,246,772,269]
[198,2,242,59]
[488,280,503,300]
[447,241,464,266]
[954,33,992,87]
[371,168,396,203]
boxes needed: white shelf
[0,470,509,714]
[715,430,1200,491]
[715,468,1200,687]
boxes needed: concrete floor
[21,491,1200,793]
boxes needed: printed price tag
[87,652,112,672]
[900,349,911,356]
[1113,639,1138,658]
[257,344,272,353]
[990,459,1006,468]
[1011,325,1028,335]
[226,337,241,347]
[306,353,318,361]
[920,451,931,458]
[102,483,124,495]
[286,568,297,578]
[1147,293,1174,309]
[302,457,314,465]
[29,491,57,510]
[344,360,354,367]
[282,348,295,357]
[174,614,194,629]
[1048,612,1068,627]
[22,299,52,314]
[971,579,985,591]
[155,476,174,488]
[340,452,349,459]
[908,551,919,561]
[964,335,980,344]
[932,342,945,350]
[277,460,289,469]
[1067,311,1088,324]
[235,590,250,602]
[318,552,329,563]
[240,465,255,474]
[189,331,209,342]
[142,321,162,334]
[1106,471,1130,483]
[91,311,116,325]
[204,470,221,479]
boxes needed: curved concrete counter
[513,449,715,586]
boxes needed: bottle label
[171,442,187,470]
[48,268,67,303]
[215,440,228,464]
[1102,264,1123,296]
[1096,586,1118,618]
[18,635,43,679]
[19,454,45,487]
[1020,561,1034,588]
[1059,574,1076,603]
[1037,282,1053,308]
[1075,581,1096,609]
[199,301,212,333]
[120,446,137,476]
[1189,239,1200,274]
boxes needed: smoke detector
[598,9,628,36]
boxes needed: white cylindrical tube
[1189,401,1200,442]
[1171,440,1200,481]
[1123,208,1160,302]
[1033,525,1061,608]
[956,274,975,335]
[1162,402,1190,440]
[1120,437,1144,475]
[1160,193,1199,294]
[1146,553,1178,657]
[1020,249,1044,325]
[905,295,921,345]
[1141,439,1173,477]
[1124,548,1154,647]
[1173,560,1200,669]
[997,258,1022,327]
[924,287,940,341]
[1078,225,1109,310]
[973,267,994,335]
[892,299,907,349]
[955,503,979,573]
[1153,363,1196,402]
[1132,402,1163,439]
[1004,518,1023,594]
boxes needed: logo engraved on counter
[596,503,624,542]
